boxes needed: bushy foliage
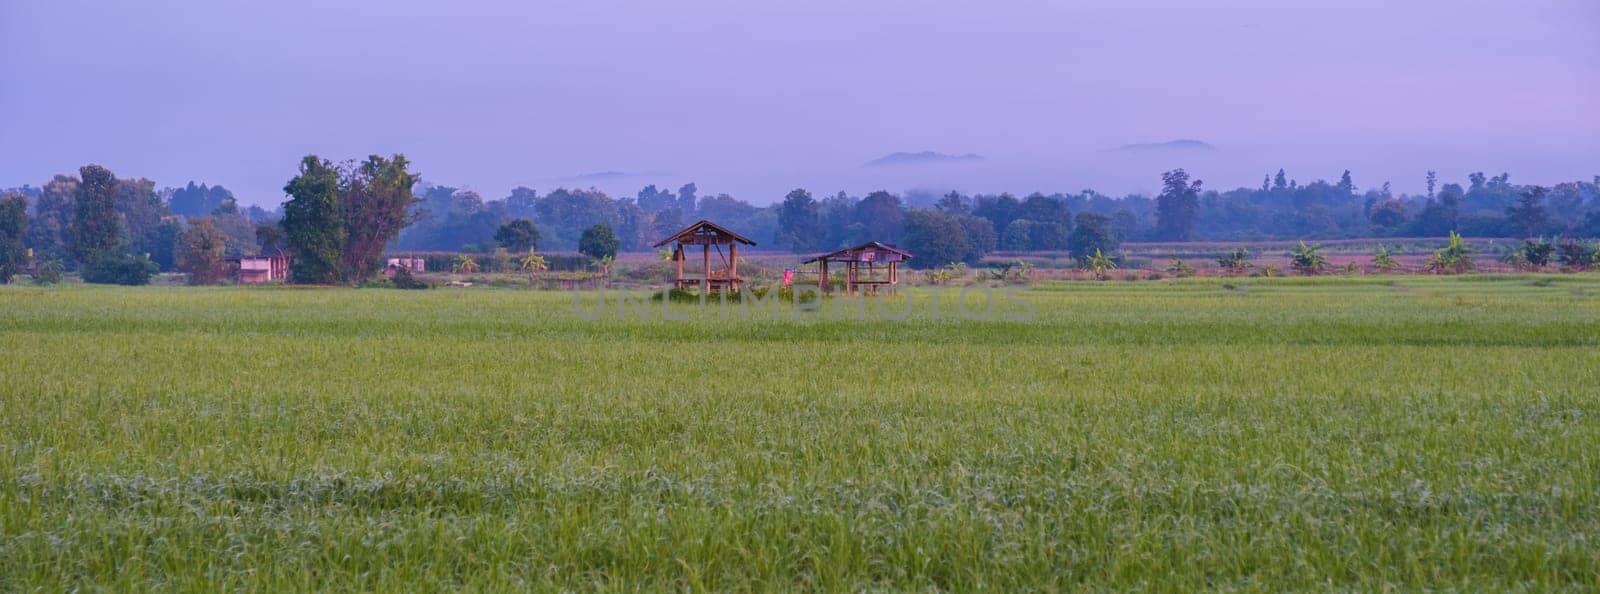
[82,252,158,285]
[281,156,345,284]
[494,218,539,252]
[578,223,620,260]
[390,266,430,289]
[901,210,975,268]
[1217,248,1253,275]
[177,218,230,285]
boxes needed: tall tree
[1155,169,1202,241]
[935,191,970,214]
[1506,186,1548,238]
[177,218,229,285]
[281,156,345,284]
[27,175,75,264]
[0,194,27,283]
[116,177,173,265]
[340,154,420,281]
[71,165,123,264]
[854,191,904,242]
[776,188,820,252]
[676,183,698,215]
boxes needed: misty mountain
[1114,139,1218,153]
[864,152,985,167]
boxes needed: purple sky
[3,0,1597,206]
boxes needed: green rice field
[2,276,1599,590]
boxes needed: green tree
[0,194,28,283]
[177,218,229,285]
[71,164,123,264]
[776,188,821,252]
[255,223,286,255]
[281,156,345,284]
[26,175,76,264]
[1067,212,1118,264]
[578,222,620,260]
[340,154,420,282]
[1000,219,1034,251]
[494,218,539,252]
[1155,169,1202,241]
[900,210,974,269]
[1505,187,1548,237]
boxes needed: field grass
[2,276,1599,591]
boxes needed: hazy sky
[3,0,1597,206]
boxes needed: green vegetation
[2,277,1599,590]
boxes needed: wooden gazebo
[801,241,912,295]
[653,220,757,292]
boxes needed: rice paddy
[2,275,1599,590]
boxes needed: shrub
[1555,240,1591,269]
[391,266,430,290]
[31,260,64,285]
[1371,245,1399,273]
[1165,258,1195,278]
[1520,239,1555,268]
[82,253,158,286]
[1217,248,1253,275]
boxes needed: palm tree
[519,253,548,282]
[1289,241,1328,275]
[1086,249,1117,281]
[1371,244,1399,273]
[1425,231,1475,274]
[452,254,480,274]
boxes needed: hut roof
[802,241,914,264]
[652,220,757,248]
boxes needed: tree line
[3,160,1598,284]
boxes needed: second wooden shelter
[802,241,912,295]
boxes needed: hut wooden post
[729,242,739,291]
[819,261,828,293]
[702,243,710,293]
[674,245,685,288]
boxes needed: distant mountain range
[863,151,985,167]
[1113,139,1217,153]
[567,171,629,181]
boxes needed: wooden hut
[653,220,756,292]
[802,241,912,295]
